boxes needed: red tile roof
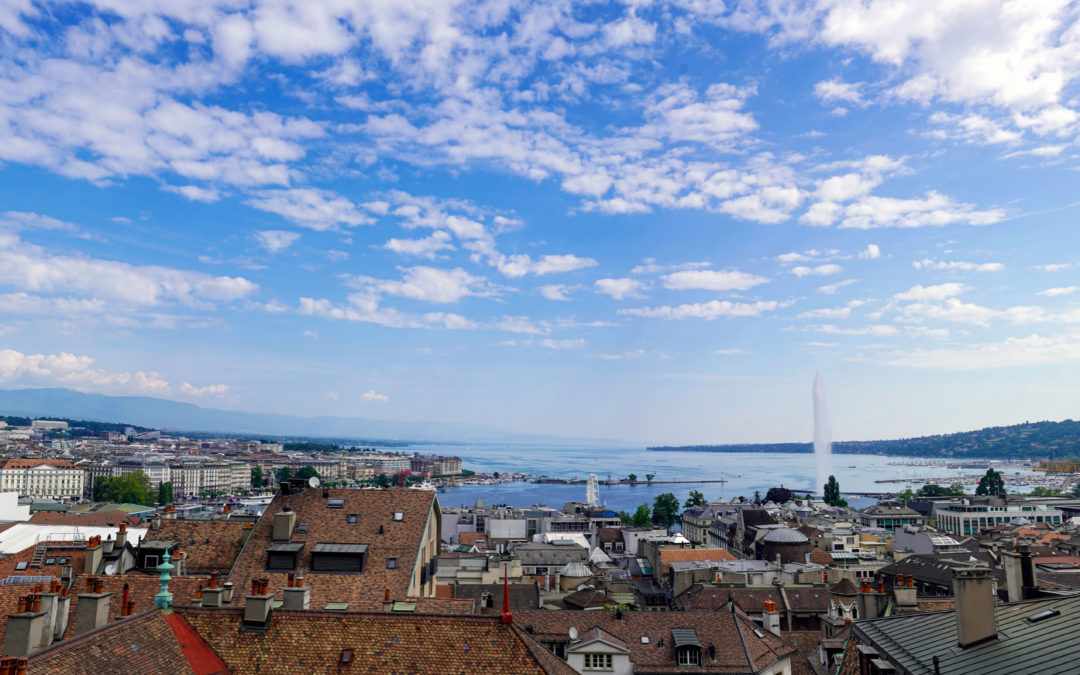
[658,548,735,573]
[228,488,439,611]
[153,520,251,576]
[29,511,142,528]
[176,607,575,674]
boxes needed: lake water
[418,444,1038,514]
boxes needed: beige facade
[0,460,85,499]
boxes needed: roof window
[393,510,404,521]
[387,557,397,569]
[347,513,358,524]
[1026,608,1060,623]
[327,498,345,509]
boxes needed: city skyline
[3,2,1080,444]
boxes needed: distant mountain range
[0,388,633,447]
[650,418,1080,460]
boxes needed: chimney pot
[126,600,135,616]
[384,587,390,602]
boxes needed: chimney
[1019,545,1037,600]
[3,596,45,657]
[282,581,310,611]
[762,599,781,636]
[115,522,128,550]
[1003,550,1023,603]
[242,578,274,628]
[102,536,114,554]
[500,563,513,624]
[953,568,997,648]
[150,514,161,531]
[382,587,393,613]
[52,590,71,643]
[74,578,113,636]
[272,507,296,542]
[37,584,60,649]
[222,582,234,605]
[202,573,224,608]
[857,580,884,620]
[84,537,103,576]
[893,574,916,608]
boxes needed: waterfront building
[935,497,1063,536]
[681,501,729,546]
[858,502,926,531]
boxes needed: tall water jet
[813,373,832,497]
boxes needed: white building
[30,420,68,430]
[0,459,86,500]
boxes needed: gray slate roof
[854,592,1080,675]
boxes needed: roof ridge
[30,608,161,658]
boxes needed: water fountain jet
[813,373,832,497]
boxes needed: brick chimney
[37,582,61,649]
[242,578,274,628]
[382,587,393,613]
[762,599,781,636]
[282,572,310,610]
[272,507,296,542]
[893,574,916,608]
[953,568,997,648]
[201,573,224,608]
[115,522,128,550]
[74,577,113,636]
[52,588,71,643]
[83,536,103,575]
[3,596,46,657]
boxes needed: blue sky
[2,1,1080,444]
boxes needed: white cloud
[810,324,899,336]
[832,192,1004,229]
[179,382,228,396]
[620,299,787,320]
[818,279,858,295]
[791,264,843,277]
[882,333,1080,370]
[662,269,769,292]
[631,259,711,275]
[814,78,865,105]
[162,185,223,203]
[297,296,476,331]
[0,347,183,393]
[798,306,853,320]
[346,267,495,304]
[1035,263,1074,271]
[1039,286,1077,297]
[714,348,746,355]
[384,231,456,260]
[254,229,300,254]
[595,278,645,300]
[493,316,552,335]
[858,244,881,260]
[599,349,647,360]
[323,391,339,400]
[246,189,373,231]
[541,338,586,350]
[361,390,389,402]
[894,283,970,302]
[303,330,319,339]
[538,285,574,301]
[913,259,1004,273]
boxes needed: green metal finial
[154,549,174,609]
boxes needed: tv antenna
[309,476,321,488]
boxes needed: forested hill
[649,419,1080,460]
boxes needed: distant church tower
[586,473,599,507]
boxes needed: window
[311,543,368,573]
[326,498,345,509]
[387,557,397,569]
[583,654,613,671]
[543,642,567,659]
[347,513,358,523]
[266,542,305,571]
[393,510,404,521]
[677,648,700,666]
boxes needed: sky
[2,1,1080,445]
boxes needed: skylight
[1026,608,1060,623]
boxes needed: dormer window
[583,654,613,671]
[311,543,368,573]
[266,542,304,571]
[677,648,701,666]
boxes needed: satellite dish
[568,627,578,641]
[104,564,116,576]
[309,476,321,488]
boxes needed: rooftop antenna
[568,627,579,641]
[308,476,321,488]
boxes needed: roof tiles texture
[154,520,251,575]
[228,488,438,611]
[177,607,574,675]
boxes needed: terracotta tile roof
[459,532,487,546]
[29,609,216,675]
[597,528,622,543]
[807,547,832,565]
[435,584,455,599]
[153,520,251,575]
[176,607,575,674]
[453,582,541,613]
[516,609,797,673]
[410,597,475,614]
[228,488,439,611]
[676,586,782,613]
[29,511,142,528]
[0,459,77,470]
[658,548,735,573]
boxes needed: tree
[617,510,633,525]
[975,468,1005,497]
[295,465,321,481]
[628,473,638,484]
[631,504,652,527]
[95,471,154,507]
[493,472,500,479]
[753,490,762,505]
[275,466,292,483]
[918,483,966,498]
[1072,483,1080,498]
[683,490,707,509]
[765,487,792,504]
[157,482,173,505]
[896,488,916,504]
[823,475,847,507]
[374,473,392,488]
[250,466,265,488]
[651,493,681,527]
[645,473,655,484]
[1028,486,1061,497]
